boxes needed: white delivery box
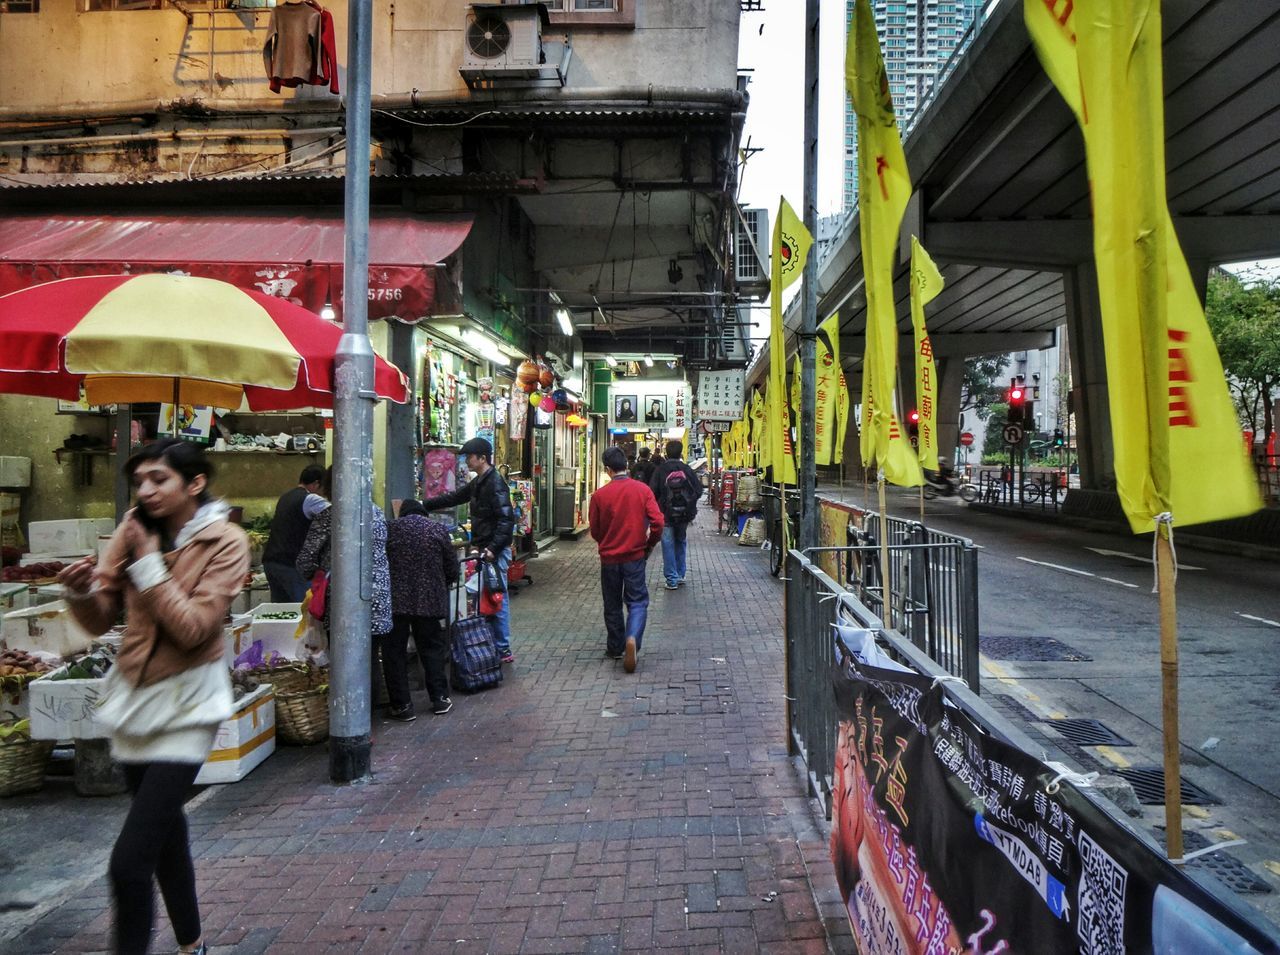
[223,614,254,668]
[195,683,276,785]
[1,583,30,613]
[2,601,95,657]
[27,518,115,557]
[0,457,31,489]
[247,603,307,663]
[27,669,108,740]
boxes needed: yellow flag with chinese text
[751,389,768,469]
[910,236,943,470]
[815,314,842,464]
[1026,0,1259,532]
[769,198,810,486]
[848,0,920,487]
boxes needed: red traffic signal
[1009,387,1024,404]
[908,409,920,423]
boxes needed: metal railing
[809,503,980,691]
[972,469,1069,512]
[783,548,1025,817]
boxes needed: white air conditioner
[462,3,546,72]
[735,206,769,287]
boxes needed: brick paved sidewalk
[10,518,852,954]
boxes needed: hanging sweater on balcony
[263,1,339,95]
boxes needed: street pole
[330,0,374,783]
[798,0,820,551]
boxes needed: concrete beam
[839,329,1054,360]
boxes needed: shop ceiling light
[556,308,574,337]
[644,354,654,367]
[605,355,618,367]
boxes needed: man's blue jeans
[601,558,649,654]
[485,546,513,656]
[660,524,688,585]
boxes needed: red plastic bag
[479,586,504,616]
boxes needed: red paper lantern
[539,394,556,413]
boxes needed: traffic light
[1006,386,1026,425]
[1052,429,1065,448]
[907,409,920,444]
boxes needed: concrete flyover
[805,0,1280,485]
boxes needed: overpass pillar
[936,356,964,465]
[1063,263,1114,489]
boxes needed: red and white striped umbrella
[0,273,408,409]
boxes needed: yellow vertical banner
[1025,0,1259,531]
[751,389,768,469]
[848,0,921,487]
[909,236,944,470]
[813,315,842,465]
[791,353,803,467]
[769,198,810,487]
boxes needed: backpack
[661,467,698,525]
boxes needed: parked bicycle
[762,484,801,577]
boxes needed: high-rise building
[843,0,983,210]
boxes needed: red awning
[0,211,473,323]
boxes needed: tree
[960,355,1012,423]
[1206,270,1280,443]
[981,401,1009,461]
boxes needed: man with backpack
[630,446,655,485]
[649,439,703,590]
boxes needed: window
[83,0,165,8]
[0,0,40,10]
[545,0,632,27]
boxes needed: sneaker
[500,653,515,664]
[664,581,679,590]
[605,649,623,659]
[677,578,687,587]
[623,637,637,674]
[431,698,453,715]
[386,706,417,722]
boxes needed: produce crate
[27,518,113,556]
[194,683,276,785]
[27,669,108,741]
[2,601,95,658]
[248,603,307,662]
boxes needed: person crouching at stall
[58,438,249,955]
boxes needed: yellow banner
[791,353,803,466]
[1026,0,1259,532]
[769,197,810,486]
[848,0,920,487]
[814,314,842,465]
[909,236,944,470]
[751,389,768,469]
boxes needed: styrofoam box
[1,583,30,613]
[224,614,254,667]
[20,552,92,567]
[249,603,307,661]
[195,683,276,785]
[27,518,115,557]
[0,456,31,488]
[27,670,107,741]
[2,601,95,658]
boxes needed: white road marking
[1017,556,1139,589]
[1084,546,1203,570]
[1235,612,1280,628]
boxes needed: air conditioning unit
[462,3,546,73]
[734,206,769,293]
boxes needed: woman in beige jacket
[60,438,248,955]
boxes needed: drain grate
[1049,718,1133,747]
[979,635,1093,662]
[991,694,1041,724]
[1157,831,1274,896]
[1117,767,1219,806]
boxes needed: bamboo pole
[1157,527,1183,861]
[878,476,891,622]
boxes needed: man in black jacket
[422,437,517,662]
[649,439,703,590]
[262,464,325,602]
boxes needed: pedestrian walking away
[649,438,703,590]
[260,464,325,603]
[630,446,655,486]
[57,439,250,955]
[386,499,460,717]
[589,445,664,674]
[295,468,394,709]
[421,436,517,663]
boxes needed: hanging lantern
[551,388,569,410]
[516,359,540,393]
[529,391,543,407]
[537,359,554,389]
[539,394,556,413]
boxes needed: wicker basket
[0,716,53,797]
[738,515,766,546]
[271,666,330,746]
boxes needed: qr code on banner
[1077,829,1127,955]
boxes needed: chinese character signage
[696,370,745,420]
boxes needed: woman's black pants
[111,761,202,954]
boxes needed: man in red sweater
[589,446,665,673]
